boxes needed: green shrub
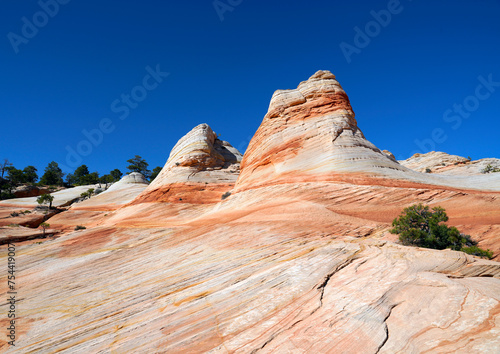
[390,204,492,258]
[0,191,15,200]
[460,246,493,259]
[425,168,431,173]
[221,191,231,200]
[10,211,19,217]
[74,225,86,231]
[80,188,95,200]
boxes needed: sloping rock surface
[1,72,499,353]
[401,151,500,176]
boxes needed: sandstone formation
[42,173,149,232]
[382,149,397,162]
[132,124,242,204]
[75,172,149,208]
[1,71,499,353]
[13,185,52,198]
[401,151,500,176]
[0,175,148,233]
[0,225,59,245]
[0,208,60,229]
[0,184,102,233]
[0,184,100,209]
[235,71,500,192]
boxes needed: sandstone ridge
[401,151,500,175]
[132,123,242,204]
[2,71,500,353]
[235,71,500,192]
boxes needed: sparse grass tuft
[482,164,500,174]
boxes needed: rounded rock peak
[266,70,352,120]
[142,123,243,188]
[119,172,149,184]
[191,123,215,137]
[308,70,337,81]
[164,123,242,170]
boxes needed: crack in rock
[375,303,400,354]
[250,253,359,353]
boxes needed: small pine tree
[23,166,38,183]
[126,155,151,179]
[74,165,90,185]
[0,159,13,178]
[150,166,162,181]
[37,194,54,209]
[99,174,114,189]
[110,169,123,182]
[40,222,50,237]
[40,161,64,186]
[6,167,24,186]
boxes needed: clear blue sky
[1,0,499,177]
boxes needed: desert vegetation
[80,188,95,200]
[390,204,492,259]
[0,155,162,200]
[482,164,500,173]
[36,194,54,209]
[39,222,50,237]
[127,155,151,179]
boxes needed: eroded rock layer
[44,172,150,232]
[132,124,242,204]
[235,71,500,192]
[1,71,499,353]
[401,151,500,175]
[3,208,500,353]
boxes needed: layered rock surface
[401,151,500,175]
[235,71,500,192]
[74,172,149,209]
[132,124,242,204]
[0,184,100,209]
[1,71,499,353]
[0,185,100,231]
[43,173,149,232]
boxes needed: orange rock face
[236,71,500,193]
[1,71,499,353]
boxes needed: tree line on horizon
[0,156,163,200]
